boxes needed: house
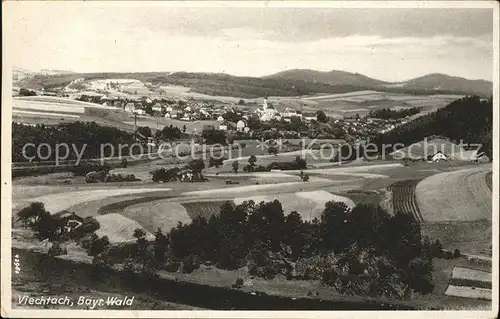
[133,106,146,115]
[282,107,298,118]
[430,151,447,162]
[166,106,174,113]
[236,120,247,132]
[53,211,84,234]
[164,113,171,118]
[152,104,164,114]
[260,107,278,122]
[217,115,225,122]
[124,102,135,113]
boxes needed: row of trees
[12,122,138,162]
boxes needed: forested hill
[15,71,490,98]
[372,96,493,157]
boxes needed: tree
[182,125,187,133]
[268,146,278,155]
[133,228,147,260]
[154,228,168,263]
[316,110,328,123]
[431,239,444,257]
[17,202,47,227]
[88,235,110,256]
[299,171,309,182]
[320,201,351,253]
[208,155,224,168]
[294,156,307,169]
[137,126,152,138]
[19,88,37,96]
[248,155,257,167]
[232,161,239,174]
[161,124,181,142]
[238,99,245,105]
[202,128,227,145]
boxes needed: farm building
[53,211,84,234]
[390,138,465,161]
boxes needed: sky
[6,2,494,82]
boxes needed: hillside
[265,69,387,87]
[14,70,490,99]
[373,96,492,157]
[399,73,492,98]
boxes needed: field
[121,201,192,233]
[420,219,492,256]
[95,213,155,243]
[27,187,171,214]
[452,267,491,282]
[444,285,491,300]
[415,166,492,221]
[300,91,463,118]
[388,180,423,221]
[181,201,227,220]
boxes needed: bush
[182,255,200,273]
[151,167,181,182]
[442,250,454,260]
[267,156,307,171]
[72,162,110,176]
[453,249,461,258]
[104,173,140,182]
[85,171,107,183]
[232,277,244,289]
[164,261,181,272]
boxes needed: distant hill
[265,69,387,87]
[399,73,492,98]
[373,96,492,158]
[14,69,492,98]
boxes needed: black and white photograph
[1,1,498,317]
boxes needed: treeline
[368,107,420,119]
[167,201,437,298]
[18,198,450,299]
[12,122,137,162]
[372,96,493,157]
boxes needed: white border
[1,1,499,318]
